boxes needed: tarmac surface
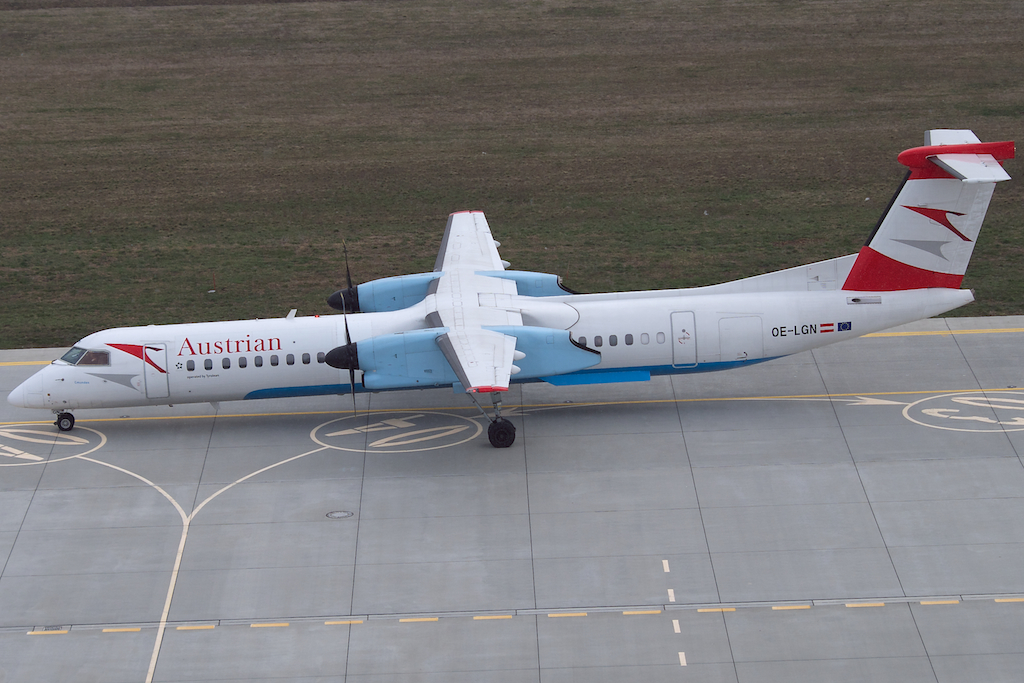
[2,315,1024,682]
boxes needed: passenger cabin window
[302,353,311,365]
[656,332,666,344]
[641,333,650,345]
[270,355,279,366]
[187,360,195,371]
[286,354,295,366]
[222,357,231,369]
[255,356,263,367]
[594,336,603,347]
[609,335,618,347]
[578,336,587,346]
[205,359,213,371]
[625,334,634,345]
[317,352,326,364]
[238,357,247,368]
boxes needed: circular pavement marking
[0,425,107,465]
[311,411,483,453]
[903,391,1024,432]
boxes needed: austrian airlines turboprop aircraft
[8,130,1014,447]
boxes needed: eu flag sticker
[837,321,852,332]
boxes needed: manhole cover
[326,511,354,519]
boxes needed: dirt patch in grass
[1,0,1022,347]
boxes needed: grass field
[1,0,1022,348]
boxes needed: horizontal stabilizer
[930,154,1011,183]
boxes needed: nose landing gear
[54,411,75,432]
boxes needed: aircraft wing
[427,211,521,392]
[433,211,506,272]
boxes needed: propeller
[325,241,359,413]
[326,241,360,313]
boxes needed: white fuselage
[8,284,973,412]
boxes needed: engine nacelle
[328,272,440,313]
[348,326,601,391]
[475,270,577,297]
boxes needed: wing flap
[436,329,517,393]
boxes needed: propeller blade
[343,239,354,292]
[344,312,357,413]
[326,240,360,312]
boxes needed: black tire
[56,412,75,432]
[487,418,516,448]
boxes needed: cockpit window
[59,347,110,366]
[78,350,110,366]
[60,347,87,364]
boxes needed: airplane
[7,130,1014,447]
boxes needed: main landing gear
[54,411,75,432]
[471,392,516,448]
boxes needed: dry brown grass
[1,0,1022,347]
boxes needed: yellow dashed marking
[995,598,1024,603]
[103,627,142,633]
[473,615,513,620]
[27,630,67,635]
[250,622,289,628]
[623,610,662,615]
[176,625,215,630]
[865,327,1024,338]
[0,361,51,366]
[548,612,587,618]
[920,600,960,605]
[399,617,439,623]
[772,605,811,610]
[697,608,735,613]
[846,602,885,608]
[325,620,363,625]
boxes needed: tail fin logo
[903,206,970,241]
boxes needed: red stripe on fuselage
[107,343,167,373]
[842,246,963,291]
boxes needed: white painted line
[678,651,687,666]
[672,619,680,633]
[667,588,676,602]
[662,559,670,573]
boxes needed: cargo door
[719,317,763,363]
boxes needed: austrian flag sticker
[819,322,853,334]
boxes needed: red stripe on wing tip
[470,386,508,393]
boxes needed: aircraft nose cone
[7,383,26,407]
[7,372,43,408]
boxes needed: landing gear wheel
[55,412,75,432]
[487,418,516,448]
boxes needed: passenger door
[143,343,170,399]
[670,311,697,368]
